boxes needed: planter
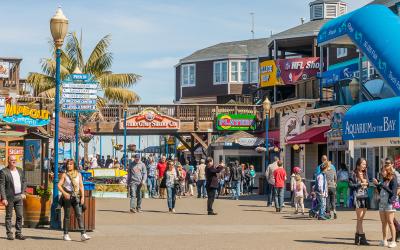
[23,194,51,228]
[114,144,123,151]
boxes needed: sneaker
[172,209,176,213]
[136,208,142,213]
[81,233,91,241]
[334,213,337,219]
[15,234,26,240]
[388,241,397,248]
[379,240,388,247]
[294,211,299,214]
[208,212,218,215]
[63,234,72,241]
[130,208,136,213]
[7,234,14,240]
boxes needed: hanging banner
[0,62,9,78]
[120,108,180,130]
[259,60,283,87]
[216,114,256,131]
[276,57,321,84]
[0,104,50,127]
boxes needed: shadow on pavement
[294,239,356,246]
[142,210,205,216]
[98,209,130,213]
[238,204,266,208]
[323,237,379,243]
[282,216,313,221]
[242,209,268,212]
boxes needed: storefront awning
[342,97,400,141]
[286,126,330,145]
[259,129,280,147]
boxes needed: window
[213,61,228,84]
[230,60,248,83]
[325,4,337,18]
[249,60,258,83]
[336,48,348,58]
[311,4,323,20]
[181,64,195,86]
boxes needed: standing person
[183,159,192,192]
[316,162,329,220]
[290,167,301,207]
[337,163,350,208]
[293,174,308,215]
[105,155,113,168]
[273,161,286,212]
[217,161,226,198]
[205,157,223,215]
[127,154,147,213]
[265,156,279,207]
[187,165,196,196]
[177,163,186,198]
[58,159,91,241]
[349,158,370,246]
[224,165,231,196]
[100,156,105,168]
[326,162,338,219]
[249,165,256,194]
[165,161,178,213]
[373,162,398,248]
[196,159,207,198]
[147,157,157,198]
[157,156,168,199]
[229,161,242,200]
[0,155,27,240]
[314,155,336,179]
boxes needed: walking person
[326,162,338,219]
[316,161,329,220]
[157,156,167,199]
[127,154,147,213]
[229,161,242,200]
[165,161,178,213]
[196,159,207,198]
[248,165,256,195]
[290,167,301,207]
[177,163,186,198]
[147,157,157,198]
[216,161,226,198]
[187,165,196,196]
[58,159,91,241]
[265,156,279,207]
[350,158,370,246]
[273,161,286,212]
[0,155,27,240]
[205,157,223,215]
[293,174,308,215]
[373,159,398,248]
[337,163,350,208]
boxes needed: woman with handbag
[349,158,369,246]
[165,161,178,213]
[373,159,398,248]
[58,159,91,241]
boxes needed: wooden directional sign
[61,74,99,112]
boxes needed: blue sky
[2,0,371,157]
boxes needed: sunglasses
[385,162,392,165]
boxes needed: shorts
[379,202,396,212]
[354,198,368,209]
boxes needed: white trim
[249,59,259,84]
[213,60,228,85]
[229,60,248,84]
[180,64,196,87]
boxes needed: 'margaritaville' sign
[343,115,398,140]
[0,104,50,127]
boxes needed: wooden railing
[61,104,263,123]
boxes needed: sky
[1,0,371,156]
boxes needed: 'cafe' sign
[120,108,180,130]
[0,104,50,127]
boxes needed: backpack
[231,166,241,181]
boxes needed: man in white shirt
[265,156,279,207]
[0,155,26,240]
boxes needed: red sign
[120,108,180,130]
[276,57,320,84]
[395,155,400,169]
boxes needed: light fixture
[349,77,360,101]
[308,115,314,126]
[292,144,303,152]
[50,7,69,48]
[262,98,271,114]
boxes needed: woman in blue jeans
[165,161,178,213]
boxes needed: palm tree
[27,32,141,164]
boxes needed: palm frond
[85,52,113,76]
[104,87,140,105]
[65,32,84,69]
[85,34,112,73]
[26,72,55,95]
[38,87,56,99]
[40,58,70,79]
[98,73,141,89]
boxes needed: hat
[134,154,140,159]
[293,167,301,174]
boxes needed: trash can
[69,181,96,231]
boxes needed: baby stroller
[308,185,319,218]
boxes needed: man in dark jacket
[0,155,27,240]
[205,157,223,215]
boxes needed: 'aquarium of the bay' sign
[0,104,50,127]
[216,114,257,131]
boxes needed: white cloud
[141,57,179,69]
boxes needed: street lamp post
[123,108,127,171]
[263,98,272,171]
[50,7,68,229]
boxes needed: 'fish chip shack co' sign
[120,108,180,130]
[0,104,51,127]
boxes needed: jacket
[376,178,398,204]
[265,161,278,185]
[0,167,26,201]
[197,164,206,180]
[127,160,147,185]
[206,165,223,189]
[316,173,328,197]
[230,165,242,182]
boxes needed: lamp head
[262,98,271,113]
[349,78,360,101]
[50,7,69,48]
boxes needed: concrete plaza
[0,196,388,250]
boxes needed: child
[249,165,256,194]
[293,174,308,215]
[316,161,329,220]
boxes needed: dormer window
[309,0,347,21]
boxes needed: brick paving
[0,196,387,250]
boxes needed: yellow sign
[4,104,50,120]
[259,60,283,87]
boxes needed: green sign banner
[216,114,256,131]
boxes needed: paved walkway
[0,196,388,249]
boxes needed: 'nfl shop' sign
[120,108,180,130]
[216,114,256,131]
